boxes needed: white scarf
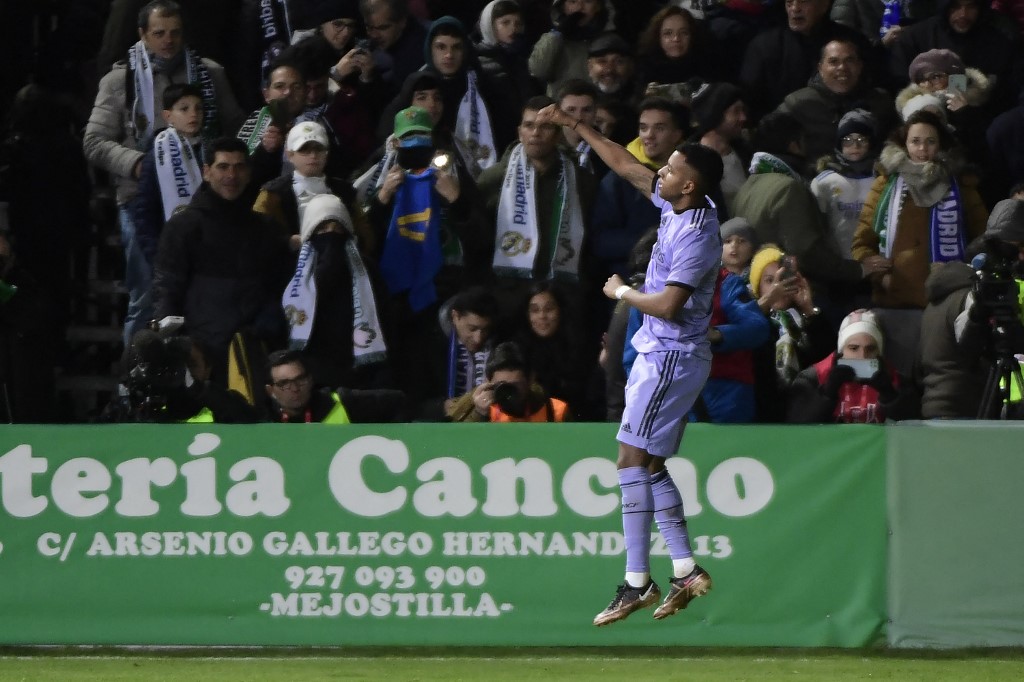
[353,137,397,208]
[454,71,496,179]
[154,127,202,220]
[576,140,592,171]
[882,176,907,260]
[492,144,585,280]
[292,173,331,224]
[129,42,156,143]
[284,197,387,366]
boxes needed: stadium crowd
[2,0,1024,424]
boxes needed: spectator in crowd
[360,0,428,92]
[84,0,243,349]
[740,0,870,120]
[366,107,469,312]
[428,286,501,417]
[415,16,513,179]
[254,121,370,251]
[734,112,880,297]
[690,81,751,216]
[700,0,778,84]
[130,84,205,269]
[889,0,1020,110]
[152,137,293,383]
[810,109,880,261]
[282,194,392,389]
[529,0,613,95]
[594,96,636,145]
[636,6,718,94]
[896,48,995,170]
[851,109,988,374]
[301,0,363,57]
[477,96,596,311]
[585,33,639,107]
[476,0,539,116]
[788,308,920,422]
[263,349,406,422]
[693,219,772,423]
[288,36,380,181]
[447,340,570,421]
[775,39,894,177]
[749,244,835,421]
[511,281,592,419]
[590,98,685,284]
[236,58,308,198]
[556,79,606,177]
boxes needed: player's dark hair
[676,142,724,194]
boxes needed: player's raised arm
[535,103,656,195]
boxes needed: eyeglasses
[271,373,311,390]
[920,72,948,84]
[841,134,870,146]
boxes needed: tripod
[977,322,1024,419]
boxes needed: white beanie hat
[837,309,884,355]
[900,93,946,122]
[299,194,353,243]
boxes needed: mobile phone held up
[947,74,967,94]
[836,357,879,381]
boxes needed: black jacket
[153,183,292,374]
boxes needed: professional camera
[491,381,526,417]
[972,237,1022,318]
[118,324,194,421]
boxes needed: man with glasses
[264,349,407,422]
[359,0,427,93]
[776,39,893,178]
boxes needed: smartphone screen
[836,358,879,380]
[947,74,967,93]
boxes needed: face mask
[397,146,435,170]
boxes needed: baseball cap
[588,32,631,58]
[393,106,434,138]
[286,121,329,152]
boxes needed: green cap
[393,106,433,138]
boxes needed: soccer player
[535,103,723,626]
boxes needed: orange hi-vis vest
[489,398,568,422]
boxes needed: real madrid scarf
[283,242,387,366]
[237,106,273,155]
[872,174,966,263]
[492,144,584,281]
[447,334,489,399]
[259,0,293,92]
[379,168,444,312]
[154,127,202,220]
[453,70,496,179]
[129,42,220,144]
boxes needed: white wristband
[614,285,630,300]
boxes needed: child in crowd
[130,83,205,269]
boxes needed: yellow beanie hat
[749,244,784,297]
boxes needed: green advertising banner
[888,423,1024,648]
[0,424,886,647]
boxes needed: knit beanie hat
[835,108,876,150]
[908,49,965,84]
[720,217,759,247]
[300,194,354,243]
[690,81,743,135]
[837,309,884,355]
[900,93,946,122]
[749,244,784,297]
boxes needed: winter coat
[84,56,242,205]
[152,183,293,367]
[776,75,894,177]
[918,261,988,418]
[850,144,988,308]
[786,351,919,423]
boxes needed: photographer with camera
[787,309,919,423]
[448,341,568,422]
[919,198,1024,419]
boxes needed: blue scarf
[379,168,443,312]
